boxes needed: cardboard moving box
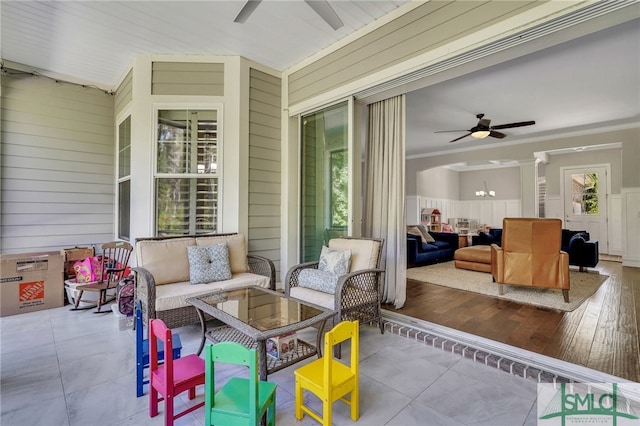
[61,246,95,280]
[1,251,64,317]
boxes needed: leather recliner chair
[491,218,570,303]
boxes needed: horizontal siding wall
[288,0,538,105]
[151,62,224,96]
[115,69,132,116]
[248,69,282,283]
[1,74,115,254]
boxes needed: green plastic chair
[205,342,277,426]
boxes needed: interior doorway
[562,165,609,254]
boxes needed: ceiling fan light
[471,130,491,139]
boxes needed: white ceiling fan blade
[234,0,262,24]
[304,0,344,30]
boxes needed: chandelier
[475,181,496,197]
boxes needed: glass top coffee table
[186,286,335,380]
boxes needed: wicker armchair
[285,237,385,334]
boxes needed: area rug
[406,261,609,312]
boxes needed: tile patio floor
[2,304,550,426]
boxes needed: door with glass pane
[300,102,349,262]
[563,166,608,252]
[156,109,219,237]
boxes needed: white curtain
[364,95,406,309]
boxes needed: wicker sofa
[133,233,275,329]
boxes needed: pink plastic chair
[149,319,205,426]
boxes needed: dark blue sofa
[407,231,459,268]
[471,229,503,247]
[561,229,599,271]
[471,228,598,271]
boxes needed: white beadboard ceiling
[1,1,638,160]
[0,0,407,88]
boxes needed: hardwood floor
[383,260,640,382]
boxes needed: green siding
[288,1,539,105]
[151,62,224,96]
[248,69,282,281]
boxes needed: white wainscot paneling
[609,194,623,256]
[545,195,563,220]
[622,188,640,267]
[424,199,521,229]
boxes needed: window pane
[156,177,218,236]
[118,116,131,178]
[330,149,348,228]
[118,115,131,241]
[118,180,130,240]
[156,109,219,237]
[571,172,599,215]
[158,110,190,174]
[300,102,349,262]
[157,110,218,174]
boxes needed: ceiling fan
[435,113,536,143]
[234,0,344,30]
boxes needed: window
[117,116,131,240]
[329,149,348,228]
[300,102,349,261]
[155,109,220,236]
[571,172,599,215]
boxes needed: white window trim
[152,103,224,235]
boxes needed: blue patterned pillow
[318,246,351,276]
[298,268,340,294]
[187,244,232,285]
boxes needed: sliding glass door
[300,102,350,262]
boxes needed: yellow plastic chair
[294,320,359,426]
[205,342,277,426]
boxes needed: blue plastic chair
[136,300,182,397]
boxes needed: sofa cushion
[196,234,247,274]
[298,268,339,294]
[135,237,195,285]
[187,244,232,284]
[431,241,450,250]
[420,243,439,253]
[318,246,351,276]
[154,272,270,312]
[328,238,380,271]
[289,286,335,310]
[290,284,378,311]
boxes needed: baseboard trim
[622,257,640,268]
[381,310,634,385]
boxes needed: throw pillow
[416,224,436,243]
[318,246,352,276]
[568,232,588,250]
[298,268,340,294]
[423,230,436,243]
[187,244,232,285]
[407,226,426,243]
